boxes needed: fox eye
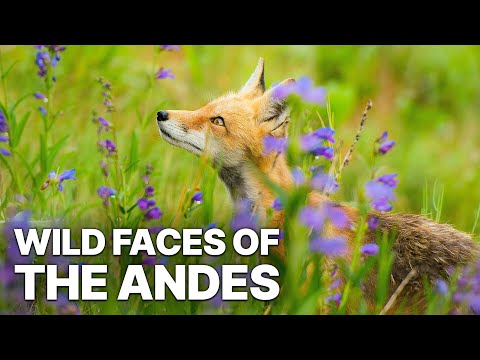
[211,116,225,127]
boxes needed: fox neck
[218,153,293,213]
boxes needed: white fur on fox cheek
[158,120,206,156]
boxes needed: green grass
[0,45,479,315]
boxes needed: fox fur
[157,57,480,311]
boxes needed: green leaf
[127,130,139,173]
[11,111,31,148]
[13,149,37,186]
[1,60,18,80]
[39,134,48,173]
[10,92,34,115]
[47,135,70,167]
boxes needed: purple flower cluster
[97,186,117,207]
[360,243,379,256]
[41,169,77,192]
[0,211,35,313]
[156,68,175,80]
[291,167,305,185]
[34,93,48,116]
[0,111,10,156]
[263,135,288,154]
[272,197,283,211]
[47,293,81,315]
[272,76,326,105]
[300,202,350,231]
[143,164,153,184]
[192,191,203,204]
[231,199,258,232]
[98,139,117,156]
[137,165,163,221]
[34,45,66,78]
[142,253,168,266]
[98,77,115,113]
[376,131,395,155]
[452,261,480,314]
[300,202,351,256]
[160,45,180,51]
[311,169,339,194]
[300,127,335,160]
[365,174,398,212]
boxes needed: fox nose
[157,110,169,122]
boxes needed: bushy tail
[375,212,480,290]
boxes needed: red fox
[156,58,479,311]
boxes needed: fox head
[156,58,294,168]
[157,58,296,208]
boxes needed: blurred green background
[1,45,480,232]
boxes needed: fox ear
[258,78,296,137]
[240,57,265,97]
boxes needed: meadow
[0,45,479,314]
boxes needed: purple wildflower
[310,236,347,256]
[4,211,33,265]
[313,127,335,143]
[435,279,449,295]
[97,186,116,198]
[299,206,325,230]
[325,292,342,305]
[44,169,77,191]
[97,186,116,206]
[368,215,379,230]
[0,135,7,142]
[323,203,351,229]
[272,81,297,100]
[312,146,334,160]
[99,160,109,177]
[300,133,320,152]
[272,76,326,105]
[137,198,155,211]
[38,106,47,116]
[97,116,111,132]
[35,51,50,77]
[149,226,164,235]
[360,243,380,256]
[291,167,305,185]
[0,111,7,132]
[0,263,15,286]
[231,200,258,231]
[299,203,350,231]
[143,254,169,266]
[263,135,288,154]
[160,45,180,51]
[51,293,81,315]
[330,278,341,290]
[311,171,339,194]
[192,191,203,204]
[470,296,480,314]
[156,68,175,80]
[34,92,47,101]
[145,186,154,198]
[377,173,399,188]
[98,139,116,155]
[0,148,11,156]
[365,180,395,212]
[376,131,395,155]
[145,207,163,221]
[203,222,218,231]
[272,197,283,211]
